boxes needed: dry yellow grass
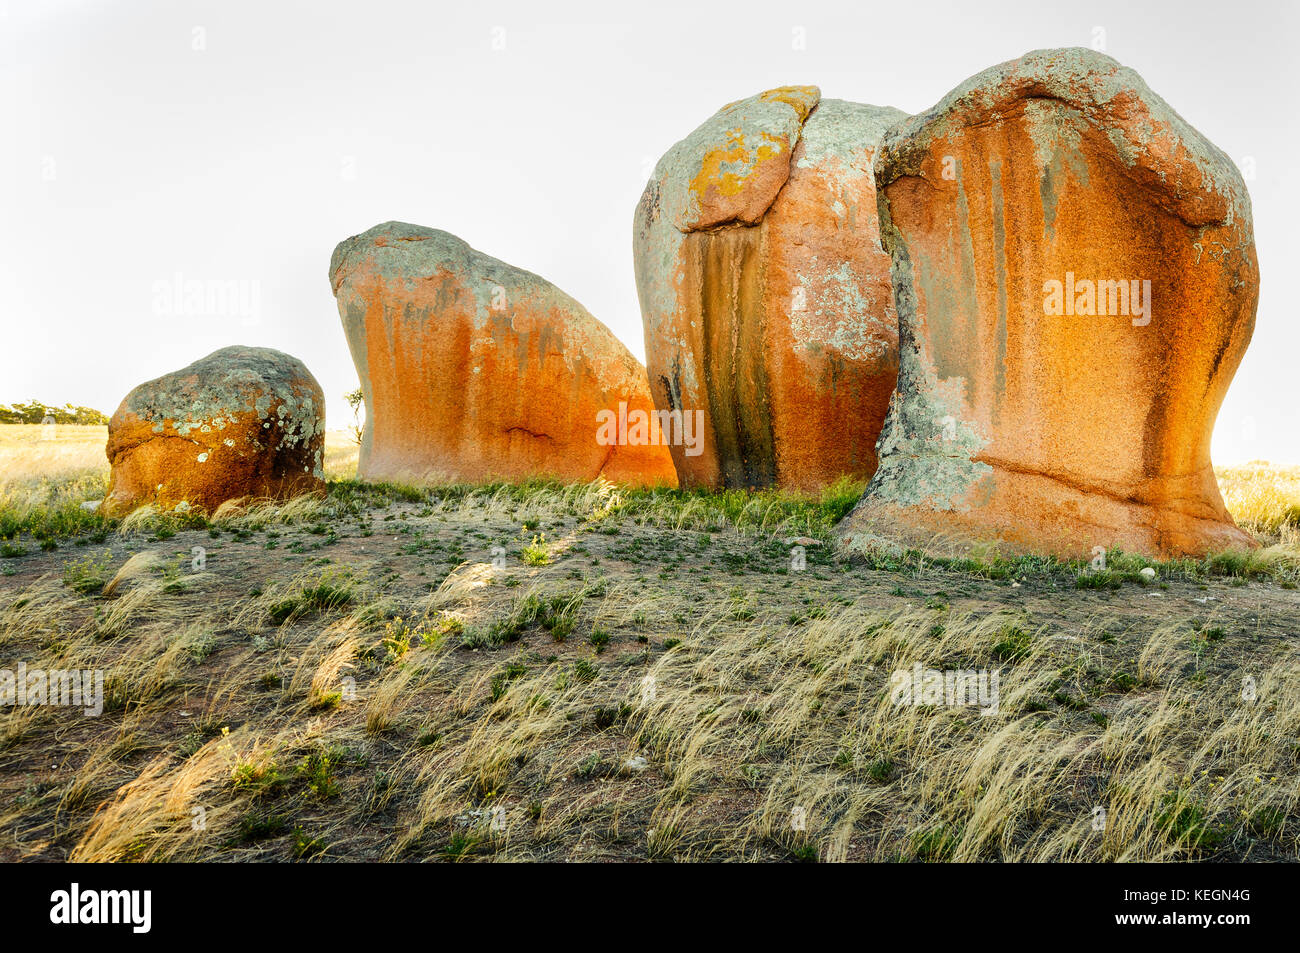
[1217,462,1300,538]
[32,577,1295,863]
[0,424,358,488]
[0,424,108,484]
[1,429,1297,863]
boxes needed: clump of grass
[462,592,542,649]
[443,832,479,860]
[865,757,895,784]
[540,590,583,640]
[490,660,529,702]
[263,568,357,625]
[1246,805,1285,839]
[1075,569,1123,590]
[911,825,958,861]
[991,623,1032,661]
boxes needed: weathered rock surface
[330,222,677,486]
[104,346,325,515]
[838,48,1257,558]
[635,86,906,491]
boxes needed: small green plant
[381,617,413,663]
[443,832,478,860]
[311,690,343,711]
[522,534,551,566]
[298,749,340,800]
[238,812,288,841]
[865,757,894,783]
[291,825,327,859]
[1199,625,1227,642]
[425,614,463,646]
[490,660,529,702]
[540,591,582,640]
[62,549,113,594]
[1155,790,1222,850]
[1246,805,1284,839]
[588,628,611,652]
[791,844,818,863]
[185,630,219,663]
[231,760,284,797]
[268,569,355,625]
[992,624,1032,662]
[911,825,957,861]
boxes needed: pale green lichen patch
[1022,100,1092,241]
[845,226,992,517]
[840,529,905,557]
[864,372,992,511]
[791,262,891,359]
[796,99,907,177]
[120,346,323,458]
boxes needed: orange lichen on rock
[838,48,1258,559]
[636,87,906,490]
[103,346,325,516]
[330,222,676,487]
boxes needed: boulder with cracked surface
[838,48,1257,559]
[104,346,325,515]
[330,222,677,487]
[635,86,906,491]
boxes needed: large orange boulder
[634,87,906,491]
[329,222,677,487]
[838,48,1257,559]
[104,346,325,515]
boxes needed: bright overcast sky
[2,0,1295,463]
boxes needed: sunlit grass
[1217,462,1300,538]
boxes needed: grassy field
[0,424,1297,862]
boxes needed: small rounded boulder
[103,346,326,515]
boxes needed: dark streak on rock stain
[686,226,776,489]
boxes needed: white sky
[2,0,1296,463]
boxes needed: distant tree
[0,400,108,425]
[344,388,365,446]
